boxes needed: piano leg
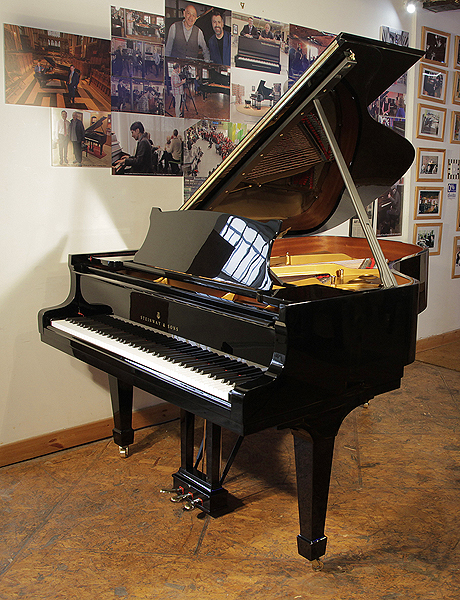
[108,375,135,457]
[291,427,335,567]
[172,410,229,515]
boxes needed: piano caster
[119,446,129,458]
[311,559,324,572]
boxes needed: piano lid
[182,32,424,236]
[85,116,107,133]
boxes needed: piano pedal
[118,446,129,458]
[183,497,203,511]
[170,492,193,503]
[160,486,184,495]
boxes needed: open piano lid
[132,33,424,295]
[181,32,424,236]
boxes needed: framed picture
[451,111,460,143]
[453,72,460,105]
[416,148,446,182]
[414,187,443,219]
[413,223,443,255]
[452,236,460,278]
[418,64,448,104]
[421,27,450,67]
[416,104,446,141]
[457,193,460,230]
[455,36,460,70]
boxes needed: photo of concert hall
[3,24,111,110]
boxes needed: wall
[0,0,456,447]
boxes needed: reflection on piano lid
[39,33,427,566]
[235,36,281,73]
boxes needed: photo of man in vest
[165,3,210,62]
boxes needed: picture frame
[457,193,460,231]
[450,111,460,143]
[416,147,446,182]
[413,223,443,255]
[418,64,448,104]
[421,27,450,67]
[414,186,443,219]
[452,236,460,278]
[416,104,446,141]
[455,36,460,70]
[453,71,460,105]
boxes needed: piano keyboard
[50,315,266,407]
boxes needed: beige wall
[0,0,458,446]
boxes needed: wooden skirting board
[0,403,180,469]
[416,328,460,352]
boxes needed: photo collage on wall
[3,5,340,180]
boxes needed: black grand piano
[39,33,426,567]
[84,116,108,158]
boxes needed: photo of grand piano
[39,33,426,567]
[4,24,111,110]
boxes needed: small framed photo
[452,236,460,278]
[451,111,460,143]
[413,223,443,255]
[453,72,460,105]
[455,36,460,69]
[416,104,446,141]
[416,148,446,182]
[418,64,448,103]
[421,27,450,67]
[414,186,443,219]
[457,194,460,230]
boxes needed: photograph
[111,111,193,175]
[376,181,403,237]
[416,148,446,182]
[453,71,460,105]
[452,236,460,278]
[413,222,443,255]
[416,103,446,141]
[458,192,460,230]
[51,109,111,168]
[288,25,335,86]
[111,7,164,43]
[414,186,443,219]
[380,26,409,47]
[165,2,232,67]
[451,111,460,143]
[418,64,448,104]
[4,24,111,110]
[454,35,460,69]
[421,26,450,67]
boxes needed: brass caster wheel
[119,446,129,458]
[311,559,324,571]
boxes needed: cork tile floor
[1,359,460,600]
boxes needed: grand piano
[84,116,107,158]
[39,33,426,567]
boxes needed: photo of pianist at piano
[69,112,85,166]
[208,9,231,66]
[67,65,80,105]
[165,4,210,62]
[113,121,154,174]
[240,17,259,39]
